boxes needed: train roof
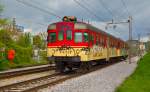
[74,22,125,42]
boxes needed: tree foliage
[145,41,150,52]
[33,35,42,48]
[0,4,8,25]
[17,33,32,47]
[0,3,3,14]
[0,29,13,45]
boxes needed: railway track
[0,73,62,92]
[0,59,123,92]
[0,64,55,79]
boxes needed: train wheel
[86,62,92,70]
[65,66,73,72]
[80,62,92,71]
[55,61,65,73]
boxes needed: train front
[47,16,89,72]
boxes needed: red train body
[47,16,128,72]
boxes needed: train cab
[47,16,91,72]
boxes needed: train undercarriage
[50,55,128,73]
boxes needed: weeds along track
[0,59,122,92]
[0,64,55,79]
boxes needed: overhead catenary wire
[97,0,115,19]
[15,0,61,19]
[82,0,104,15]
[74,0,125,35]
[3,15,47,27]
[98,0,128,19]
[73,0,105,21]
[30,0,58,13]
[120,0,131,16]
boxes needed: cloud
[24,28,32,33]
[1,0,150,41]
[141,36,149,42]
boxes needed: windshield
[48,32,56,43]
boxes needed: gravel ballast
[39,57,139,92]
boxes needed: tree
[24,32,32,47]
[17,33,32,47]
[33,35,42,48]
[0,29,13,45]
[0,4,8,26]
[145,41,150,52]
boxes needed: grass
[115,52,150,92]
[0,60,49,71]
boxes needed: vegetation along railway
[47,16,128,73]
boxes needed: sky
[0,0,150,41]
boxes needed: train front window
[83,32,88,42]
[67,30,72,40]
[75,32,82,42]
[49,32,56,43]
[58,31,63,41]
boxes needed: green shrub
[0,60,10,70]
[0,42,5,47]
[0,29,48,71]
[39,50,47,61]
[7,43,32,64]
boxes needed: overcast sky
[1,0,150,41]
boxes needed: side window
[102,36,105,47]
[89,34,92,42]
[67,30,72,40]
[96,35,99,45]
[90,34,94,44]
[110,39,112,47]
[49,32,56,43]
[74,32,82,42]
[113,40,115,47]
[83,32,89,42]
[118,42,120,48]
[58,31,63,41]
[101,36,104,46]
[99,35,102,45]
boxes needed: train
[47,16,128,72]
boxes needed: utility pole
[87,20,89,24]
[128,16,132,64]
[106,16,132,64]
[138,34,141,57]
[138,34,141,56]
[147,33,150,41]
[147,33,150,52]
[12,18,16,31]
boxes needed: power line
[82,0,98,12]
[30,0,58,13]
[73,0,105,21]
[15,0,61,19]
[4,15,47,26]
[98,0,128,19]
[82,0,113,20]
[97,0,115,19]
[120,0,131,16]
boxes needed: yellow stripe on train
[47,46,126,62]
